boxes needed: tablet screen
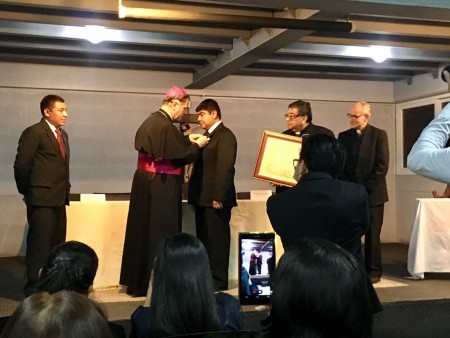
[238,232,276,305]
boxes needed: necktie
[55,129,66,160]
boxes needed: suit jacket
[14,118,70,207]
[267,171,369,261]
[338,124,389,206]
[188,122,237,208]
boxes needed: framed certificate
[253,131,302,187]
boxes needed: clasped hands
[189,133,209,148]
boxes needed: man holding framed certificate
[276,100,334,193]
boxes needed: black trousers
[365,204,384,277]
[25,205,66,290]
[195,206,231,291]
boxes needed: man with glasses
[338,101,389,284]
[277,100,334,193]
[120,86,209,296]
[188,98,237,291]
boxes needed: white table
[407,198,450,279]
[67,200,281,289]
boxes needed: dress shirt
[44,118,58,138]
[407,104,450,183]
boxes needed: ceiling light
[84,25,107,44]
[369,46,391,63]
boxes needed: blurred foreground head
[263,237,373,338]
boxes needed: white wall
[0,62,396,256]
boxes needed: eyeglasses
[284,114,301,121]
[347,113,364,119]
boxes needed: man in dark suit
[267,134,382,314]
[14,94,70,295]
[188,99,237,291]
[276,99,334,193]
[338,101,389,284]
[267,134,369,263]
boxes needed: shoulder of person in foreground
[215,292,243,331]
[129,305,150,338]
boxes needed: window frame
[396,93,450,175]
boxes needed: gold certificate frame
[253,130,302,187]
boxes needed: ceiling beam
[186,0,450,21]
[186,10,347,89]
[280,42,450,63]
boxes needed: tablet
[238,232,276,305]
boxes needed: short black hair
[40,95,65,116]
[288,100,312,123]
[195,99,221,119]
[300,134,345,178]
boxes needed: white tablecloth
[407,198,450,279]
[67,200,281,289]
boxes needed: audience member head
[262,237,373,338]
[149,233,220,337]
[0,291,112,338]
[300,133,346,178]
[31,241,98,295]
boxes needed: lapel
[208,122,223,138]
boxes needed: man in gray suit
[14,95,70,295]
[188,99,237,291]
[338,101,389,284]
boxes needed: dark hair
[31,241,98,295]
[0,291,112,338]
[196,99,222,119]
[262,237,373,338]
[40,95,65,116]
[149,233,220,337]
[300,134,346,178]
[288,100,312,123]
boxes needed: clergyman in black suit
[188,99,237,291]
[14,94,70,295]
[276,99,334,194]
[338,101,389,284]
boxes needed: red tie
[55,129,66,160]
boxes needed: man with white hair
[338,102,389,284]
